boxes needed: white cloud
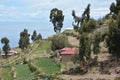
[93,7,109,11]
[0,4,18,17]
[0,0,116,21]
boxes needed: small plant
[28,63,37,72]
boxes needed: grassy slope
[28,40,52,60]
[32,40,51,53]
[15,64,33,80]
[0,67,13,80]
[33,58,61,74]
[0,40,52,79]
[0,36,69,79]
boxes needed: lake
[0,21,71,48]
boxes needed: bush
[62,29,77,37]
[23,58,28,64]
[74,66,81,73]
[28,63,37,72]
[68,68,74,74]
[51,34,70,51]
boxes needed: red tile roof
[60,47,77,55]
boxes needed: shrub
[28,63,37,72]
[51,34,70,51]
[62,29,77,37]
[74,66,81,73]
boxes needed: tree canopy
[31,30,37,42]
[1,37,10,57]
[72,4,91,32]
[106,17,120,57]
[50,8,64,33]
[19,29,30,50]
[105,0,120,57]
[110,0,120,18]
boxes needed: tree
[19,29,30,50]
[72,4,92,68]
[50,8,64,33]
[110,0,120,16]
[110,3,116,14]
[36,33,42,40]
[106,16,120,57]
[72,4,91,33]
[1,37,10,58]
[31,30,37,42]
[1,37,9,44]
[84,4,91,21]
[79,33,91,67]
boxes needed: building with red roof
[0,50,18,57]
[60,47,78,62]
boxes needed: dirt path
[68,36,79,47]
[62,73,116,80]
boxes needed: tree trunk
[80,60,83,68]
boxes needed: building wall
[61,54,72,62]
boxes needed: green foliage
[50,8,64,33]
[110,3,116,14]
[28,63,37,72]
[80,19,96,33]
[33,58,61,74]
[79,33,91,60]
[19,29,30,50]
[51,34,69,51]
[92,32,101,54]
[1,37,10,57]
[36,33,42,40]
[83,4,91,21]
[31,30,42,42]
[106,18,120,57]
[72,4,92,65]
[110,0,120,15]
[2,44,10,56]
[72,4,91,32]
[1,37,9,44]
[31,30,37,42]
[62,29,77,37]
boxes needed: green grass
[38,40,52,51]
[0,67,13,80]
[32,40,51,53]
[33,58,61,74]
[15,64,33,80]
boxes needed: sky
[0,0,115,22]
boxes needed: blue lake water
[0,21,71,48]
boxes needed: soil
[68,36,79,47]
